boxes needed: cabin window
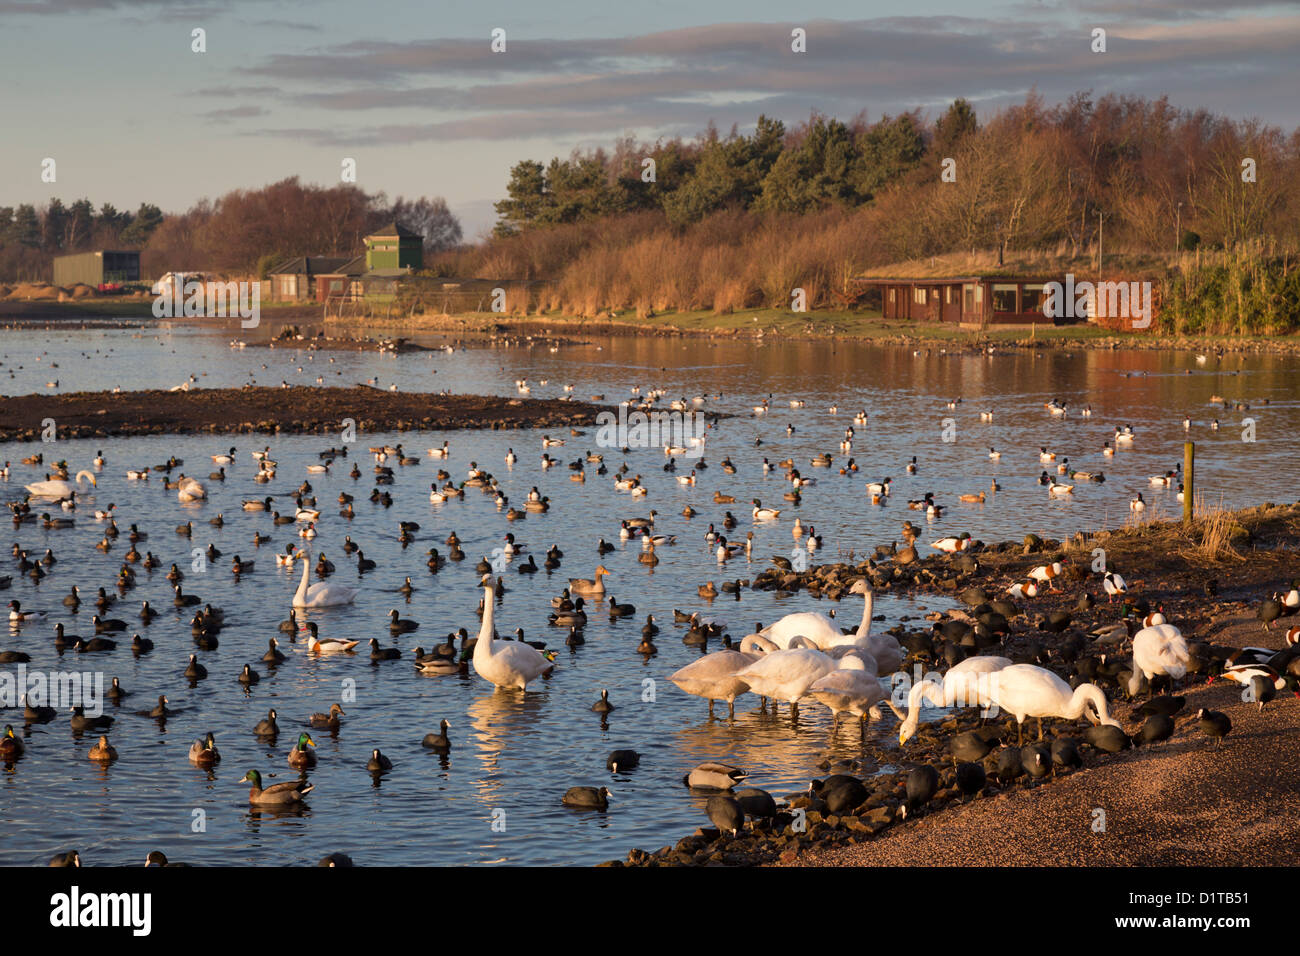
[1022,284,1048,314]
[992,284,1019,313]
[888,289,895,303]
[963,283,976,313]
[913,288,926,305]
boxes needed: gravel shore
[0,386,611,442]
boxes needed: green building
[364,222,422,272]
[53,250,140,288]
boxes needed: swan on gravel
[898,655,1013,744]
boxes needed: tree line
[0,179,461,283]
[422,91,1297,324]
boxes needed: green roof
[366,222,420,240]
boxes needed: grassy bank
[333,306,1300,351]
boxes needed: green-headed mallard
[288,732,317,769]
[241,769,313,806]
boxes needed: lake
[1,318,1295,865]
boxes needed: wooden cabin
[853,274,1073,327]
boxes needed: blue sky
[2,0,1297,239]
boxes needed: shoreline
[603,502,1300,867]
[0,387,611,442]
[4,300,1300,353]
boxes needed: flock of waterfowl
[2,365,1296,866]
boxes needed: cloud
[199,9,1300,143]
[202,104,268,121]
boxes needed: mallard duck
[287,732,317,768]
[188,732,220,767]
[240,769,313,806]
[309,703,345,729]
[88,735,118,761]
[0,724,24,759]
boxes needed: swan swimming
[25,470,96,499]
[291,552,358,608]
[472,576,554,690]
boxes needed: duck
[88,735,118,762]
[682,762,747,790]
[591,689,615,713]
[931,532,972,553]
[188,732,220,767]
[240,769,313,806]
[309,703,346,729]
[0,724,25,759]
[751,499,781,521]
[368,638,401,661]
[285,732,317,769]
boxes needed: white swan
[736,638,837,716]
[984,663,1120,743]
[26,470,96,498]
[898,655,1013,744]
[668,635,772,717]
[758,580,903,670]
[1128,623,1189,696]
[809,655,892,730]
[473,576,554,690]
[176,475,206,501]
[291,553,357,608]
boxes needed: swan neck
[294,557,310,604]
[477,586,496,657]
[856,588,874,639]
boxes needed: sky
[2,0,1298,240]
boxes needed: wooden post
[1183,441,1195,523]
